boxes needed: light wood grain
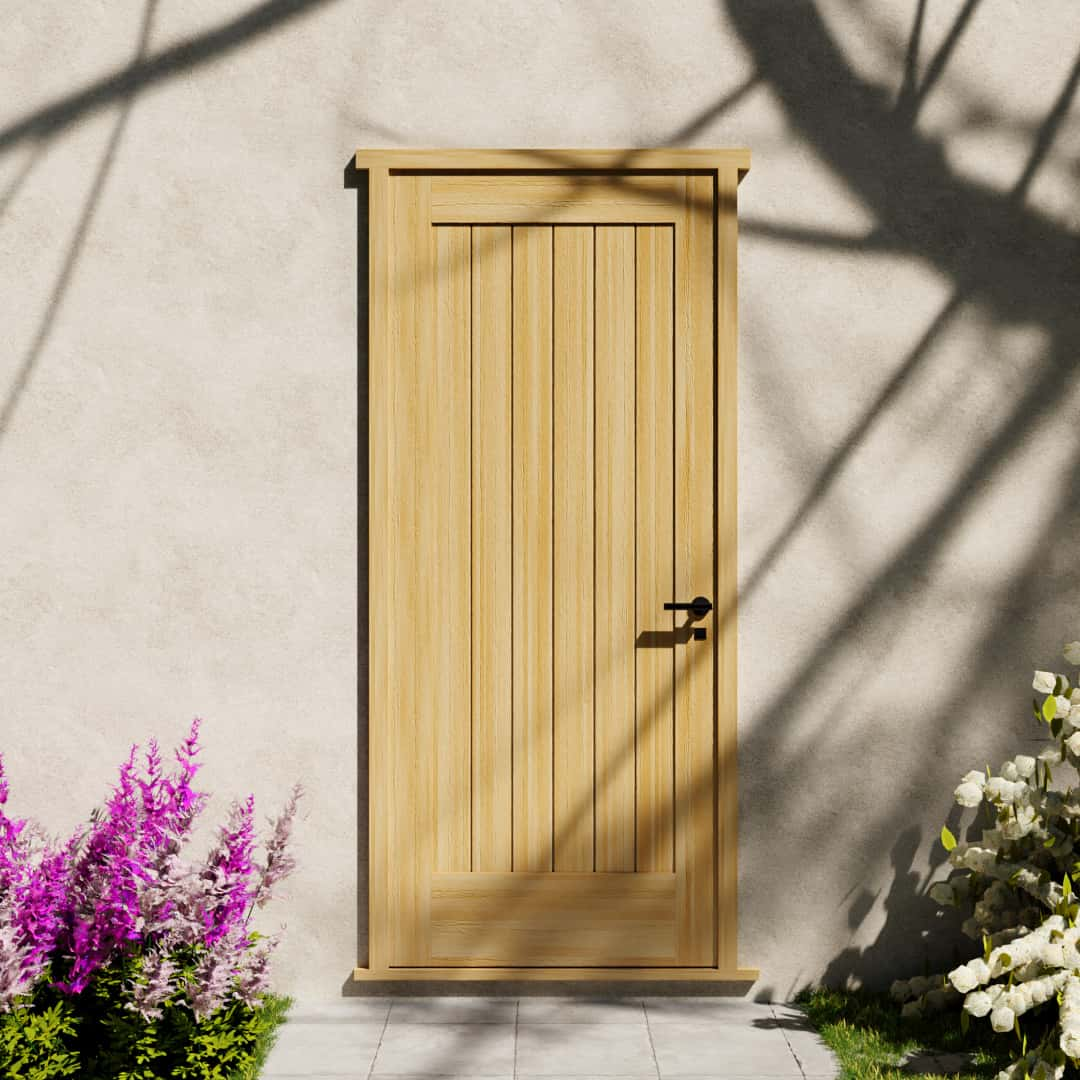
[366,166,390,972]
[431,175,685,224]
[471,226,513,873]
[674,176,716,965]
[512,225,554,873]
[433,226,472,877]
[355,147,751,174]
[552,226,595,873]
[367,155,747,977]
[355,966,760,982]
[431,873,676,966]
[635,225,675,876]
[594,226,636,873]
[716,168,740,971]
[386,175,434,964]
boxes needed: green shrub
[0,958,291,1080]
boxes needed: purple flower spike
[0,718,301,1019]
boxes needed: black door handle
[663,596,713,619]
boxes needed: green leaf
[961,1008,970,1034]
[1066,874,1073,899]
[941,826,957,852]
[1053,715,1064,737]
[1046,835,1058,848]
[1035,697,1045,721]
[1044,695,1058,722]
[984,934,992,961]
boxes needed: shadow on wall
[0,0,341,445]
[340,0,1080,1000]
[720,0,1080,993]
[6,0,1075,1004]
[822,826,967,990]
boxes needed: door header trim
[354,147,751,180]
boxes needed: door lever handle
[663,596,713,619]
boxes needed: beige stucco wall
[2,0,1079,1002]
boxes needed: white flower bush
[890,642,1080,1080]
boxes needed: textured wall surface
[2,0,1079,1002]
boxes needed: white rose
[1061,1028,1080,1061]
[1065,642,1080,666]
[900,1000,922,1020]
[1067,732,1080,757]
[1056,695,1073,719]
[1035,670,1057,693]
[985,776,1027,804]
[964,990,993,1017]
[954,781,983,807]
[1001,760,1020,781]
[991,1005,1016,1032]
[949,963,979,993]
[1014,755,1036,778]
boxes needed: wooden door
[358,150,752,980]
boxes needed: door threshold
[353,966,759,982]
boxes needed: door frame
[353,149,755,983]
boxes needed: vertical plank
[471,226,514,872]
[674,176,716,965]
[367,165,391,971]
[512,225,554,873]
[715,168,740,970]
[594,226,636,873]
[386,175,434,963]
[635,225,675,875]
[552,226,595,873]
[433,227,473,877]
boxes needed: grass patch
[794,988,1016,1079]
[231,992,293,1079]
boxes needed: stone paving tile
[388,997,518,1024]
[516,1021,657,1075]
[287,999,393,1023]
[643,998,775,1023]
[261,1021,386,1077]
[647,1019,802,1077]
[769,1007,840,1078]
[372,1022,516,1076]
[268,997,830,1080]
[517,998,647,1023]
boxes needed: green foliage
[0,954,292,1080]
[796,987,1012,1079]
[0,999,80,1079]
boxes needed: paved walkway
[262,997,840,1079]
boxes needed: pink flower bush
[0,719,302,1020]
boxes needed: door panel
[511,224,555,876]
[371,169,726,970]
[552,225,595,875]
[635,225,675,876]
[470,226,513,874]
[594,225,636,874]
